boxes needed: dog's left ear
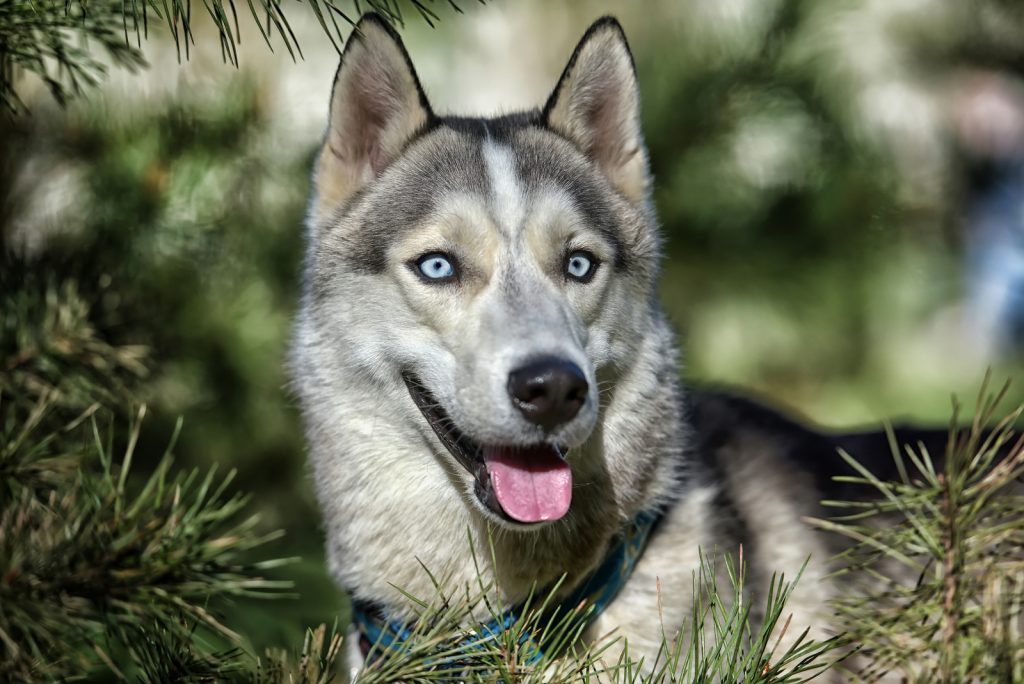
[544,18,648,204]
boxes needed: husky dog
[290,13,938,676]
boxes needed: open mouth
[402,373,573,525]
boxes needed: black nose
[507,358,589,431]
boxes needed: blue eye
[565,250,598,282]
[416,253,457,282]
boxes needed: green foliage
[637,0,1024,418]
[810,379,1024,682]
[1,276,148,416]
[0,398,290,680]
[1,65,345,655]
[0,0,468,112]
[1,81,314,527]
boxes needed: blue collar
[353,510,661,665]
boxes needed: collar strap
[354,509,662,664]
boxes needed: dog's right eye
[415,253,457,282]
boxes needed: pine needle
[0,0,470,113]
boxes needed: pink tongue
[483,445,572,523]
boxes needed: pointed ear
[543,18,649,204]
[312,13,432,222]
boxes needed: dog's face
[303,15,660,529]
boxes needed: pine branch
[0,0,472,113]
[0,0,147,112]
[0,271,148,417]
[0,400,293,681]
[117,618,248,682]
[254,622,346,683]
[809,375,1024,682]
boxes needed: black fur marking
[434,111,542,138]
[511,135,628,269]
[682,387,764,569]
[687,387,957,502]
[431,115,630,270]
[431,114,631,270]
[321,140,487,278]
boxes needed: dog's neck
[305,316,686,624]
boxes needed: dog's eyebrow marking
[511,143,627,269]
[316,137,487,284]
[482,140,525,237]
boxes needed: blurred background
[4,0,1024,660]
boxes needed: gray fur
[291,13,851,678]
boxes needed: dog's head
[302,14,662,529]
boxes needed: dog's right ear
[312,13,432,223]
[544,18,648,205]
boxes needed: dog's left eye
[565,250,598,283]
[415,252,457,282]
